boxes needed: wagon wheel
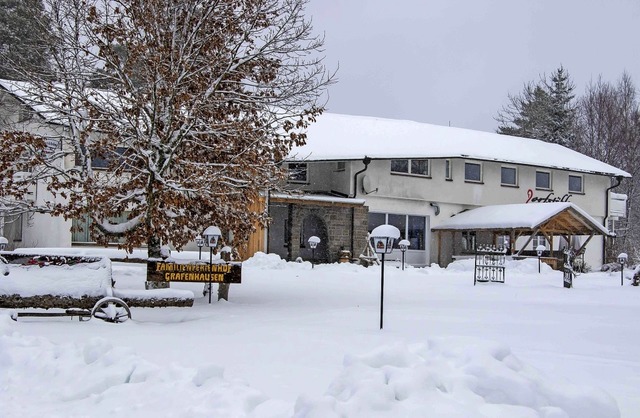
[91,297,131,323]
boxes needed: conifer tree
[0,0,51,80]
[496,66,577,147]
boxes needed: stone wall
[280,202,369,263]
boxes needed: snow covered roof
[432,202,610,236]
[0,78,117,125]
[270,192,365,206]
[288,113,630,178]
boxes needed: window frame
[464,162,482,183]
[390,159,430,177]
[568,174,584,194]
[500,166,518,187]
[287,162,308,184]
[532,234,547,250]
[368,212,427,251]
[535,170,552,190]
[445,159,452,181]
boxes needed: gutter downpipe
[603,175,624,264]
[351,156,372,198]
[349,156,372,260]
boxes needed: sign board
[147,261,241,283]
[608,192,628,219]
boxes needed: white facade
[285,113,630,269]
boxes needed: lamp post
[308,236,320,268]
[0,236,8,276]
[618,252,628,286]
[370,224,400,330]
[398,239,410,271]
[536,244,545,273]
[195,234,205,260]
[202,226,221,303]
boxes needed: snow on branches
[1,0,333,256]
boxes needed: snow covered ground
[1,251,639,417]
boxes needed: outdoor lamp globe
[203,226,222,247]
[618,252,628,265]
[308,236,320,249]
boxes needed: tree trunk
[145,234,169,289]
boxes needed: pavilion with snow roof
[431,202,611,269]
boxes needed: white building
[279,113,629,269]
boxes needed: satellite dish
[362,175,378,194]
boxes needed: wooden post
[218,249,231,301]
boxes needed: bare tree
[575,73,640,261]
[0,0,333,260]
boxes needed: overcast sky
[305,0,640,133]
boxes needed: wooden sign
[147,261,241,284]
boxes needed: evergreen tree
[546,66,577,148]
[496,66,577,147]
[0,0,51,80]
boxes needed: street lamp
[203,226,222,303]
[398,239,410,271]
[370,224,400,330]
[618,252,628,286]
[0,236,8,251]
[536,244,545,273]
[195,234,205,260]
[308,236,320,268]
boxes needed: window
[568,175,583,193]
[532,234,547,249]
[391,159,408,173]
[72,212,130,244]
[445,159,452,180]
[501,166,517,186]
[407,216,426,251]
[367,213,386,233]
[335,161,346,171]
[391,159,429,176]
[287,163,308,183]
[461,231,476,252]
[1,214,23,243]
[536,171,551,190]
[388,214,407,247]
[464,162,482,182]
[82,147,129,170]
[368,212,427,250]
[497,235,510,251]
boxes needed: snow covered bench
[0,253,194,309]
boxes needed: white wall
[292,158,616,268]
